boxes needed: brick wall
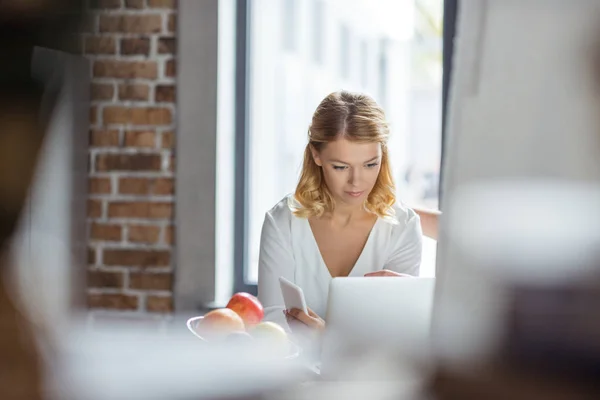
[85,0,177,313]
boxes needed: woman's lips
[345,191,364,198]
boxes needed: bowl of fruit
[186,292,300,359]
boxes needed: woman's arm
[412,207,441,240]
[256,213,296,330]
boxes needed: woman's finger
[364,270,411,277]
[288,308,318,328]
[364,271,387,277]
[307,307,319,318]
[284,312,294,326]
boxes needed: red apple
[226,292,264,327]
[196,308,245,339]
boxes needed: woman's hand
[285,307,325,332]
[364,269,413,277]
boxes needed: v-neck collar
[304,216,380,279]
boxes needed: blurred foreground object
[0,1,84,399]
[430,0,600,398]
[0,0,83,256]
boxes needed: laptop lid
[320,277,436,375]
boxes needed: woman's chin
[336,192,367,206]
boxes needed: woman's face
[312,138,382,209]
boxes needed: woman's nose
[347,168,361,185]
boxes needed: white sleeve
[383,212,423,276]
[257,212,295,330]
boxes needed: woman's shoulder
[381,201,421,231]
[264,194,299,229]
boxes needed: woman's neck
[326,203,368,228]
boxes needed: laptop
[319,277,436,376]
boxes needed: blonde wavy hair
[292,90,397,219]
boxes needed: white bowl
[186,316,300,359]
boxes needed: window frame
[440,0,458,208]
[233,0,257,295]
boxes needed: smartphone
[279,276,308,314]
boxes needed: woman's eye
[333,165,347,171]
[366,163,379,168]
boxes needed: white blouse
[257,195,423,330]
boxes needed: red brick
[155,85,175,102]
[88,248,97,265]
[129,272,172,290]
[91,83,114,101]
[90,0,122,9]
[128,225,161,243]
[120,38,150,56]
[89,177,112,194]
[108,202,173,219]
[161,131,174,148]
[165,59,175,77]
[103,107,172,125]
[90,129,120,147]
[146,295,173,313]
[85,36,116,55]
[88,269,124,288]
[103,249,171,267]
[123,131,156,148]
[164,225,174,245]
[167,14,176,33]
[96,153,161,171]
[125,0,145,8]
[94,60,157,79]
[88,199,103,218]
[88,293,139,310]
[99,15,162,34]
[154,178,174,195]
[118,84,150,101]
[118,177,150,195]
[148,0,176,8]
[118,177,173,195]
[90,106,98,125]
[91,223,122,241]
[157,38,176,54]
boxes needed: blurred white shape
[420,236,437,278]
[433,0,600,367]
[9,47,89,346]
[53,322,311,400]
[449,180,600,285]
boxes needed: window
[340,24,350,80]
[312,0,325,64]
[236,0,444,288]
[360,39,369,88]
[378,38,389,110]
[283,0,297,52]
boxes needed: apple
[225,331,254,345]
[226,292,264,327]
[249,321,289,356]
[196,308,245,339]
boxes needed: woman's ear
[310,144,323,167]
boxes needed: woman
[257,90,423,334]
